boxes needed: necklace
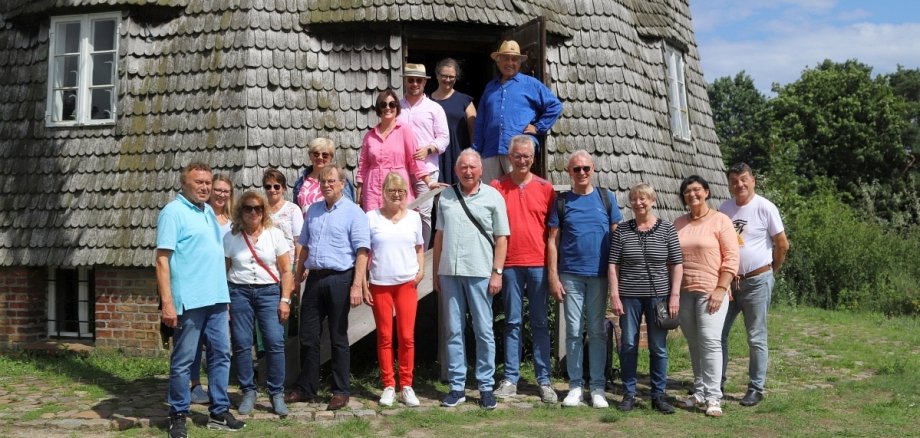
[690,208,712,221]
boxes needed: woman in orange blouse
[674,175,739,417]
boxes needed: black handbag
[635,221,680,330]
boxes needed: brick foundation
[94,267,165,356]
[0,267,47,345]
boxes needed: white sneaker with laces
[591,388,609,408]
[493,379,518,398]
[401,387,420,407]
[379,387,396,407]
[562,387,583,407]
[705,400,723,417]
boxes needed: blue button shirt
[299,196,371,271]
[472,72,562,158]
[156,194,230,314]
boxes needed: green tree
[769,59,912,221]
[707,71,771,168]
[887,65,920,163]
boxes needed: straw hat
[490,40,528,61]
[402,63,430,78]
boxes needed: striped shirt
[609,219,683,297]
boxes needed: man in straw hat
[399,63,449,247]
[473,40,562,182]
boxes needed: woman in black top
[608,183,683,413]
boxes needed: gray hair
[567,150,593,168]
[456,149,482,168]
[508,135,536,155]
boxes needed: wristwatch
[280,297,292,304]
[492,268,503,275]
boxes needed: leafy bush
[773,188,920,316]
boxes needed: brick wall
[0,267,47,345]
[94,267,165,355]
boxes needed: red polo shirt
[490,174,555,267]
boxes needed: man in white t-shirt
[718,163,790,407]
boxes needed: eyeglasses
[438,74,456,81]
[511,153,533,160]
[263,183,283,191]
[683,187,705,196]
[377,101,398,110]
[213,189,231,195]
[386,189,407,195]
[406,77,426,84]
[242,205,263,214]
[311,151,332,159]
[571,166,592,174]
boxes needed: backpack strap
[555,191,568,229]
[597,187,612,220]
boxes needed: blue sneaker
[441,390,466,407]
[190,385,209,404]
[479,390,497,410]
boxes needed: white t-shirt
[270,200,304,261]
[224,227,291,284]
[719,194,785,275]
[367,209,424,285]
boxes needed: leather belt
[309,268,349,279]
[739,264,771,280]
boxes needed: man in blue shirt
[546,151,623,409]
[473,40,563,182]
[156,162,243,437]
[288,164,370,411]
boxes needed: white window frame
[663,43,691,141]
[46,267,94,338]
[45,12,120,127]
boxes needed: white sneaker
[379,387,396,407]
[562,387,583,407]
[401,387,420,407]
[591,388,609,408]
[705,400,723,417]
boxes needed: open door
[500,16,549,177]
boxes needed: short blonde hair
[309,137,335,155]
[628,182,657,203]
[382,172,409,193]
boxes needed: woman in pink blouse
[674,175,739,418]
[356,89,436,212]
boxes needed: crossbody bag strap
[634,219,661,299]
[243,231,280,283]
[452,184,495,250]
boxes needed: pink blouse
[356,121,428,211]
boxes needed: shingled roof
[0,0,726,268]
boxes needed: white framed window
[663,43,691,141]
[46,13,120,126]
[47,267,95,339]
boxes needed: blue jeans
[167,303,231,415]
[561,273,608,390]
[229,283,286,396]
[722,271,774,392]
[501,267,552,386]
[440,275,495,392]
[619,296,669,396]
[680,291,728,403]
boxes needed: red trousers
[370,281,418,388]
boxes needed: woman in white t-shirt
[224,191,294,417]
[363,172,424,408]
[262,168,303,264]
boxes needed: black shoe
[740,389,764,406]
[207,410,245,431]
[617,395,636,412]
[168,413,187,438]
[651,395,676,414]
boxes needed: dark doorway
[403,38,496,109]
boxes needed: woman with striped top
[608,183,683,414]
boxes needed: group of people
[155,39,788,438]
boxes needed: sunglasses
[406,77,426,84]
[571,166,592,174]
[377,101,398,110]
[242,205,263,214]
[263,183,283,191]
[311,151,332,159]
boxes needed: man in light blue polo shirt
[156,162,243,438]
[288,164,370,411]
[433,149,510,410]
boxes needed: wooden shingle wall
[0,0,726,268]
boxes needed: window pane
[54,89,78,121]
[56,22,81,54]
[91,53,114,86]
[54,55,80,88]
[90,88,114,120]
[92,19,116,51]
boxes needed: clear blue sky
[689,0,920,93]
